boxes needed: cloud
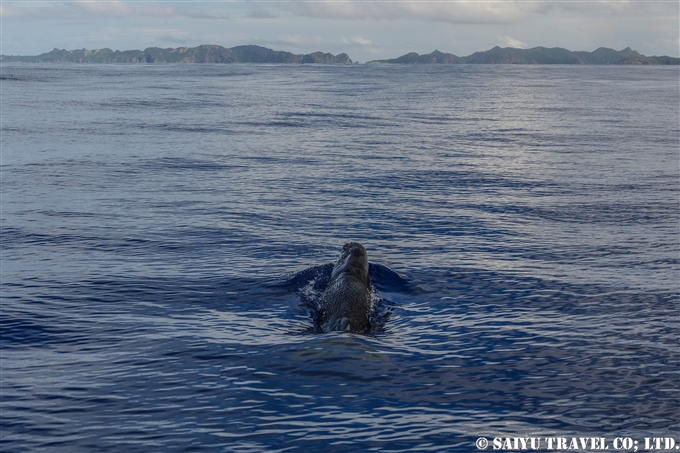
[156,35,193,45]
[279,1,543,24]
[498,36,528,49]
[275,0,679,25]
[138,28,190,36]
[255,33,333,50]
[3,0,676,59]
[275,34,320,46]
[0,1,229,20]
[273,34,379,50]
[341,36,377,47]
[246,9,279,19]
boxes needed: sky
[1,1,678,63]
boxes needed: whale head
[330,242,369,286]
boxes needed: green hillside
[0,45,354,64]
[367,46,679,65]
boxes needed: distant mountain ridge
[0,44,353,64]
[368,46,679,65]
[2,44,678,65]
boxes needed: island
[367,46,679,65]
[2,44,678,65]
[0,44,354,64]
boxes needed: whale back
[320,243,372,333]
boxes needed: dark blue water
[1,64,678,452]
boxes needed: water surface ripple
[1,64,678,452]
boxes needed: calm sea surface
[1,64,678,452]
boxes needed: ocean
[1,63,678,452]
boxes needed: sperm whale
[319,242,372,333]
